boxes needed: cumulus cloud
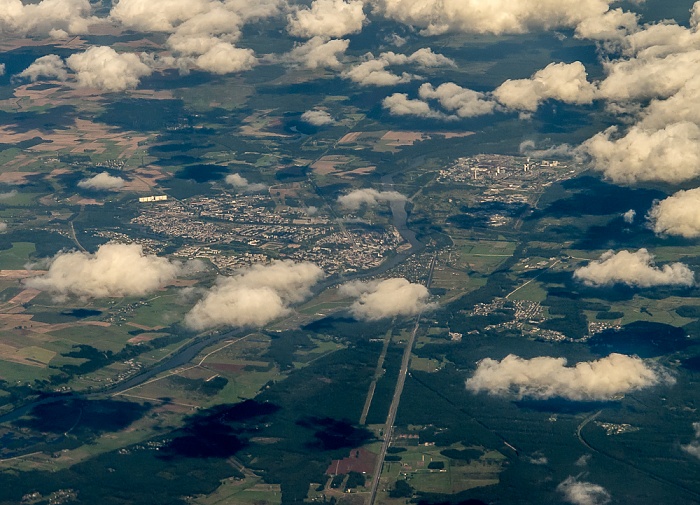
[26,243,196,298]
[557,476,611,505]
[194,42,256,74]
[110,0,282,75]
[370,0,624,36]
[302,109,335,126]
[287,0,365,39]
[185,260,324,330]
[66,46,152,92]
[581,123,700,184]
[340,277,435,320]
[466,353,671,401]
[384,62,594,120]
[573,249,695,288]
[17,55,69,82]
[337,188,407,211]
[623,209,636,224]
[493,62,597,112]
[0,0,96,36]
[682,422,700,460]
[0,222,7,233]
[78,172,125,191]
[110,0,213,32]
[418,82,496,117]
[0,64,4,76]
[287,37,349,69]
[647,188,700,238]
[382,93,453,120]
[599,50,700,103]
[342,58,416,87]
[637,76,700,131]
[575,7,639,42]
[342,48,454,86]
[225,173,267,192]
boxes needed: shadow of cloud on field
[13,398,151,436]
[296,416,374,451]
[160,400,280,459]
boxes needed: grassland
[0,242,35,269]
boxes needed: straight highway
[367,253,436,505]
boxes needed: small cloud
[648,188,700,238]
[0,222,8,233]
[573,249,695,288]
[527,455,548,465]
[557,476,611,505]
[466,353,672,401]
[337,188,407,211]
[78,172,125,191]
[17,54,69,82]
[185,260,324,330]
[340,277,435,321]
[286,37,349,69]
[25,243,196,299]
[682,422,700,460]
[225,173,267,192]
[575,454,592,467]
[287,0,366,39]
[67,46,152,92]
[623,209,636,223]
[302,109,335,126]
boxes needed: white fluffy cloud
[581,123,700,184]
[77,172,125,191]
[340,277,435,320]
[573,249,695,288]
[342,48,454,86]
[682,422,700,460]
[382,93,452,120]
[287,0,365,39]
[0,64,4,76]
[66,46,152,92]
[287,37,349,69]
[575,7,638,42]
[26,243,195,298]
[623,209,636,224]
[0,0,96,36]
[185,260,324,330]
[370,0,623,36]
[385,63,594,120]
[342,57,415,87]
[110,0,213,32]
[302,109,335,126]
[599,50,700,103]
[384,81,497,120]
[493,62,597,112]
[17,55,69,82]
[110,0,282,75]
[466,353,671,401]
[647,188,700,238]
[557,476,611,505]
[194,42,256,74]
[337,188,407,211]
[419,82,496,117]
[225,173,267,192]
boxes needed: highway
[367,253,436,505]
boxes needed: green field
[0,242,35,269]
